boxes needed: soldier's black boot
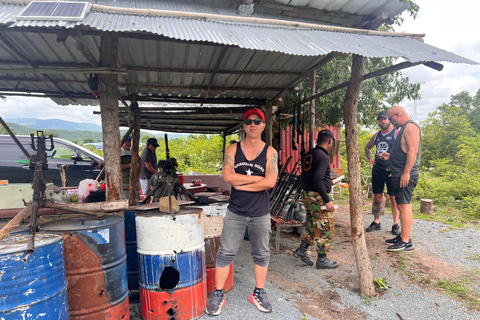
[316,253,339,269]
[293,241,314,266]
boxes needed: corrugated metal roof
[5,8,476,65]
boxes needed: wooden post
[99,31,122,201]
[129,98,141,205]
[265,102,273,145]
[310,69,316,149]
[420,199,434,215]
[343,54,375,296]
[222,131,227,162]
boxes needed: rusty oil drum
[0,233,69,319]
[39,215,129,320]
[124,210,139,290]
[136,207,206,320]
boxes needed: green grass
[467,253,480,261]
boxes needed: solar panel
[17,1,89,21]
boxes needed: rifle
[283,177,304,221]
[292,101,297,150]
[140,133,197,213]
[27,132,54,253]
[270,160,300,214]
[274,174,302,219]
[270,156,292,201]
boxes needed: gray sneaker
[248,289,273,313]
[206,291,226,316]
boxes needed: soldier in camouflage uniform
[293,129,339,269]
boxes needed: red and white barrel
[136,208,206,320]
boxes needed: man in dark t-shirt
[206,108,278,316]
[293,129,339,270]
[140,138,159,195]
[364,111,400,235]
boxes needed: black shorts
[371,166,394,195]
[391,175,418,204]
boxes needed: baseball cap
[317,129,335,141]
[244,107,265,122]
[377,110,388,120]
[147,138,159,147]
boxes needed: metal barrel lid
[0,232,64,255]
[39,215,124,231]
[137,207,202,218]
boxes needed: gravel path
[130,210,480,319]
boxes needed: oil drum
[136,208,206,320]
[39,215,129,320]
[124,210,139,290]
[0,233,69,319]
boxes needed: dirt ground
[129,203,479,319]
[266,203,473,320]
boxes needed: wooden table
[270,214,305,254]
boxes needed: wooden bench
[270,214,305,254]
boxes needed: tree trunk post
[129,98,141,205]
[99,31,122,201]
[344,54,375,296]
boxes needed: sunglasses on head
[244,118,264,125]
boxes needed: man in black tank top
[379,106,421,252]
[364,111,400,235]
[206,108,278,316]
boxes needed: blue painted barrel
[0,233,69,320]
[124,210,139,291]
[39,215,129,320]
[136,208,206,320]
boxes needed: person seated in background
[90,159,105,181]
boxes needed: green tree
[43,130,59,137]
[0,124,15,135]
[83,138,95,143]
[420,105,475,168]
[446,89,480,133]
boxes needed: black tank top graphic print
[227,142,270,217]
[374,127,396,170]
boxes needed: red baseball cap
[244,107,265,122]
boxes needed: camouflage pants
[301,191,335,254]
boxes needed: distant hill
[4,118,188,143]
[5,118,102,132]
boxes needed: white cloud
[398,0,480,120]
[1,96,101,125]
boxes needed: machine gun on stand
[27,132,54,253]
[140,133,197,214]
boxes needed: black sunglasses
[244,118,264,125]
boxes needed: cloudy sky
[1,0,479,126]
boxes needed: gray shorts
[216,209,271,268]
